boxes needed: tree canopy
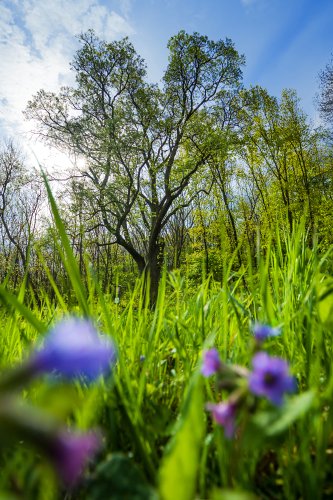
[317,55,333,127]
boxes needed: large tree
[317,55,333,127]
[25,30,244,303]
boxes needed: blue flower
[31,317,116,381]
[252,323,280,342]
[201,348,222,377]
[206,401,236,438]
[249,352,296,406]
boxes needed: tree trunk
[145,238,165,307]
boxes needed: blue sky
[0,0,332,166]
[128,0,333,115]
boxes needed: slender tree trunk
[145,238,165,307]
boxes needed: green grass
[1,190,333,498]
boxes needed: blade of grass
[42,172,89,315]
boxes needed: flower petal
[201,348,222,377]
[31,317,116,381]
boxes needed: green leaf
[318,288,333,325]
[251,391,315,437]
[210,489,258,500]
[158,372,205,500]
[85,454,157,500]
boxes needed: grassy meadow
[1,191,333,500]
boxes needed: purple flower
[201,348,222,377]
[49,429,101,486]
[206,401,236,438]
[249,352,296,406]
[0,397,101,487]
[252,323,280,342]
[31,317,116,381]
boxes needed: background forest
[1,27,333,499]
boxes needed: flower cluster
[201,323,296,438]
[0,316,117,486]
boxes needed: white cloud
[21,0,134,56]
[0,0,134,169]
[117,0,134,18]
